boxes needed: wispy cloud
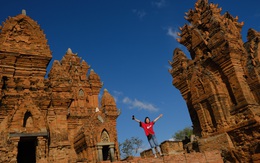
[167,27,179,39]
[132,9,147,19]
[111,90,159,112]
[113,90,123,97]
[152,0,166,8]
[122,97,159,112]
[112,90,123,103]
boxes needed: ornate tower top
[0,13,51,58]
[101,89,116,107]
[177,0,244,61]
[67,48,73,54]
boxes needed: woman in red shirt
[132,114,163,158]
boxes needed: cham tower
[169,0,260,162]
[0,11,120,162]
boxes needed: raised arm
[132,115,141,123]
[153,114,163,123]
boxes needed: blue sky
[1,0,260,153]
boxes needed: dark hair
[144,117,150,123]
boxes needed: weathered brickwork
[0,12,120,163]
[118,150,223,163]
[140,140,183,158]
[1,0,259,162]
[169,0,260,162]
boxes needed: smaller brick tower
[48,48,121,162]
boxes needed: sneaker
[154,155,157,158]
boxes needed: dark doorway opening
[102,145,110,161]
[17,137,37,163]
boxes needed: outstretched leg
[152,135,163,156]
[148,135,157,158]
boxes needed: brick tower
[169,0,260,162]
[0,11,120,162]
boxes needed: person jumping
[132,114,163,158]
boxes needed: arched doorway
[97,130,115,162]
[17,137,37,163]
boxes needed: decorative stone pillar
[97,145,103,162]
[109,144,115,162]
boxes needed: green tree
[119,137,143,158]
[173,126,193,141]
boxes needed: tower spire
[22,9,26,15]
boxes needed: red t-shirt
[140,121,155,136]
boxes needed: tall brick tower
[0,11,120,162]
[169,0,260,162]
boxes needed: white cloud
[113,90,123,96]
[110,91,159,112]
[112,90,123,103]
[122,97,131,103]
[152,0,166,8]
[167,27,179,39]
[123,97,159,112]
[132,9,147,19]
